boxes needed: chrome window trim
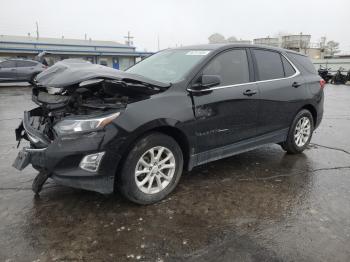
[187,53,300,93]
[24,147,47,152]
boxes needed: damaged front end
[13,59,169,194]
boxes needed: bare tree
[227,36,238,43]
[208,33,226,44]
[325,41,340,56]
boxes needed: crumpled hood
[36,59,170,89]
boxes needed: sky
[0,0,349,53]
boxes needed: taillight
[320,79,326,89]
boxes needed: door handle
[243,89,257,96]
[10,69,16,71]
[292,82,301,88]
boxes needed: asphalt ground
[0,84,349,262]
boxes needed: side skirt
[188,128,288,170]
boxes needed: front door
[190,49,259,153]
[0,60,17,81]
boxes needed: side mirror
[191,74,221,91]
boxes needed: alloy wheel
[294,116,311,147]
[135,146,176,194]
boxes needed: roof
[173,43,305,56]
[0,35,155,57]
[0,58,40,62]
[0,35,131,48]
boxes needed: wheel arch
[114,123,192,187]
[301,104,317,126]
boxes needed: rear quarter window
[281,56,296,77]
[286,53,317,74]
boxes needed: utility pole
[157,34,160,51]
[36,21,39,40]
[124,31,134,46]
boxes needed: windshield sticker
[186,50,210,56]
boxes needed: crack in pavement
[0,117,22,121]
[310,143,350,155]
[0,184,58,191]
[239,166,350,181]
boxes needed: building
[253,37,279,47]
[253,34,325,59]
[0,35,152,70]
[281,34,311,52]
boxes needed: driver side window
[202,49,250,86]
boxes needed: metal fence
[312,58,350,72]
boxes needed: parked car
[0,59,46,83]
[13,44,324,204]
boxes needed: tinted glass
[253,49,284,80]
[127,49,210,83]
[287,53,317,74]
[202,49,249,86]
[281,56,296,77]
[17,61,37,67]
[0,60,16,68]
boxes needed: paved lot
[0,84,349,262]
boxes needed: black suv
[0,59,46,83]
[13,45,324,204]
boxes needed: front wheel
[118,132,183,205]
[281,109,314,154]
[29,73,38,85]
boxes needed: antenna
[36,21,39,40]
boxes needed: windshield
[126,49,211,83]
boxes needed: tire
[32,171,49,195]
[117,132,183,205]
[29,73,38,85]
[281,109,314,154]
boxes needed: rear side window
[16,61,37,67]
[0,60,16,68]
[287,53,317,74]
[281,56,296,77]
[253,49,284,80]
[202,49,249,86]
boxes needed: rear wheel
[118,132,183,205]
[281,109,314,154]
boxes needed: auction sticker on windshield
[186,50,211,56]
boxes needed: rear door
[0,60,17,81]
[16,60,38,81]
[251,49,306,135]
[190,48,259,153]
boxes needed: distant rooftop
[0,34,133,48]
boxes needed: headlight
[53,112,120,135]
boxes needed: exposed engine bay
[25,59,170,141]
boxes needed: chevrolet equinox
[13,45,324,204]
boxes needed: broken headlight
[53,112,120,135]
